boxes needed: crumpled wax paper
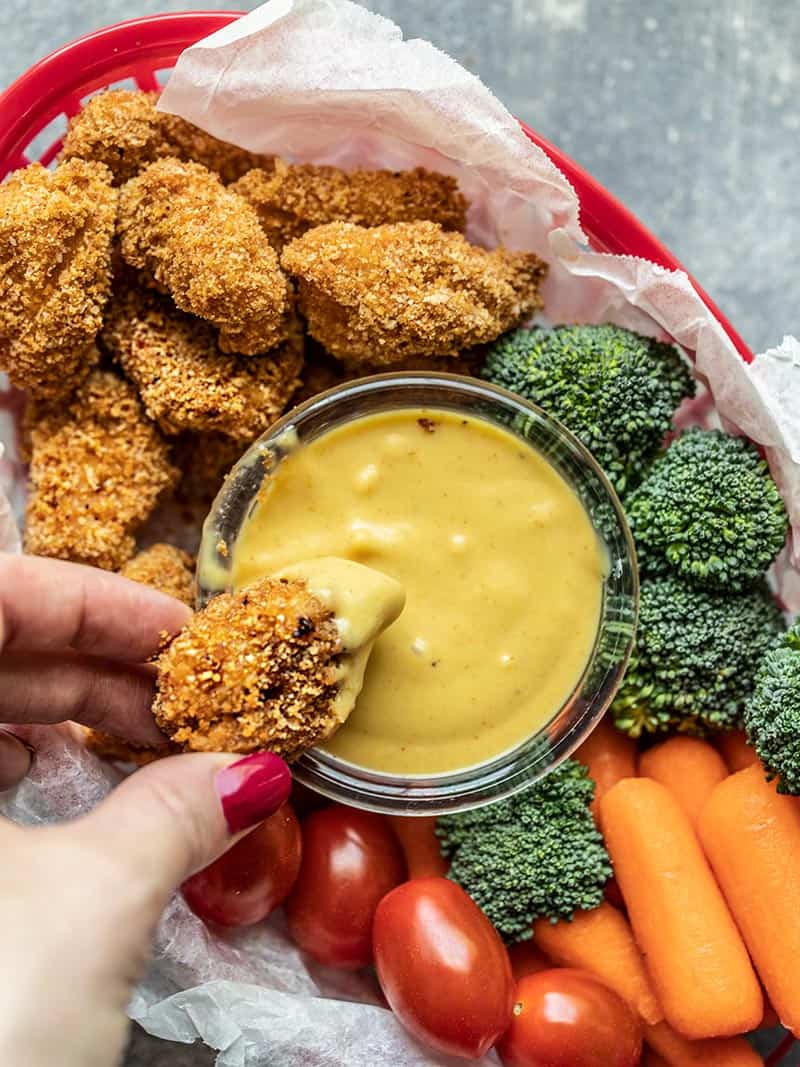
[1,0,799,1062]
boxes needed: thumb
[78,751,291,898]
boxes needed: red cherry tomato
[496,968,642,1067]
[285,805,406,969]
[373,877,515,1059]
[182,803,301,928]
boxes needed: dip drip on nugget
[117,159,290,355]
[281,220,546,366]
[154,559,405,759]
[102,285,303,439]
[62,89,273,185]
[24,372,177,570]
[0,160,116,400]
[232,159,467,251]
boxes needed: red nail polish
[215,752,292,834]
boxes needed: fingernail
[215,752,292,834]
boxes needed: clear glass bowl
[197,373,638,815]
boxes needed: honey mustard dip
[231,408,606,775]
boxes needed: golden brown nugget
[281,220,547,367]
[0,160,116,400]
[102,286,303,438]
[24,372,177,570]
[120,543,195,607]
[153,576,344,758]
[232,160,467,251]
[62,89,273,185]
[171,431,247,520]
[117,159,290,355]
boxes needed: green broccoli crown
[626,429,788,591]
[612,576,785,738]
[481,324,695,493]
[744,623,800,795]
[436,760,611,942]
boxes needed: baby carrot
[600,777,762,1039]
[387,815,449,879]
[643,1021,764,1066]
[698,764,800,1037]
[715,730,760,773]
[507,940,551,981]
[639,736,728,828]
[575,715,637,820]
[533,902,663,1025]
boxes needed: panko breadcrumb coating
[120,543,196,606]
[102,286,303,439]
[117,159,290,355]
[154,576,344,758]
[232,160,467,251]
[0,160,116,400]
[24,372,177,570]
[281,220,547,367]
[62,90,273,185]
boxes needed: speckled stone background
[1,1,798,1064]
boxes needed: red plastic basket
[0,11,790,1064]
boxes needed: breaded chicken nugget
[83,729,180,766]
[120,542,195,606]
[232,159,467,251]
[24,372,177,570]
[153,576,344,758]
[281,221,547,367]
[0,160,116,400]
[62,90,273,185]
[158,110,273,185]
[102,286,303,438]
[117,159,290,355]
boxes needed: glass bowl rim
[197,371,639,814]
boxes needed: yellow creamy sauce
[232,408,605,775]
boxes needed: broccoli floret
[436,760,611,942]
[613,576,785,737]
[626,429,787,591]
[481,324,695,492]
[744,623,800,794]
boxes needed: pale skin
[0,553,270,1067]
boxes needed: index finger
[0,553,191,660]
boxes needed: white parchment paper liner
[1,0,799,1062]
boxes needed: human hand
[0,553,291,1067]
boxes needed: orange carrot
[698,764,800,1037]
[643,1021,764,1066]
[639,736,728,828]
[575,715,637,820]
[716,730,760,773]
[507,940,551,982]
[387,815,448,879]
[600,777,762,1039]
[533,902,662,1025]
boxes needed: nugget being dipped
[281,220,546,367]
[154,558,405,759]
[62,89,273,185]
[102,286,303,438]
[232,160,467,251]
[24,372,177,570]
[118,159,290,355]
[0,160,116,399]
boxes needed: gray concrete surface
[1,1,798,1064]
